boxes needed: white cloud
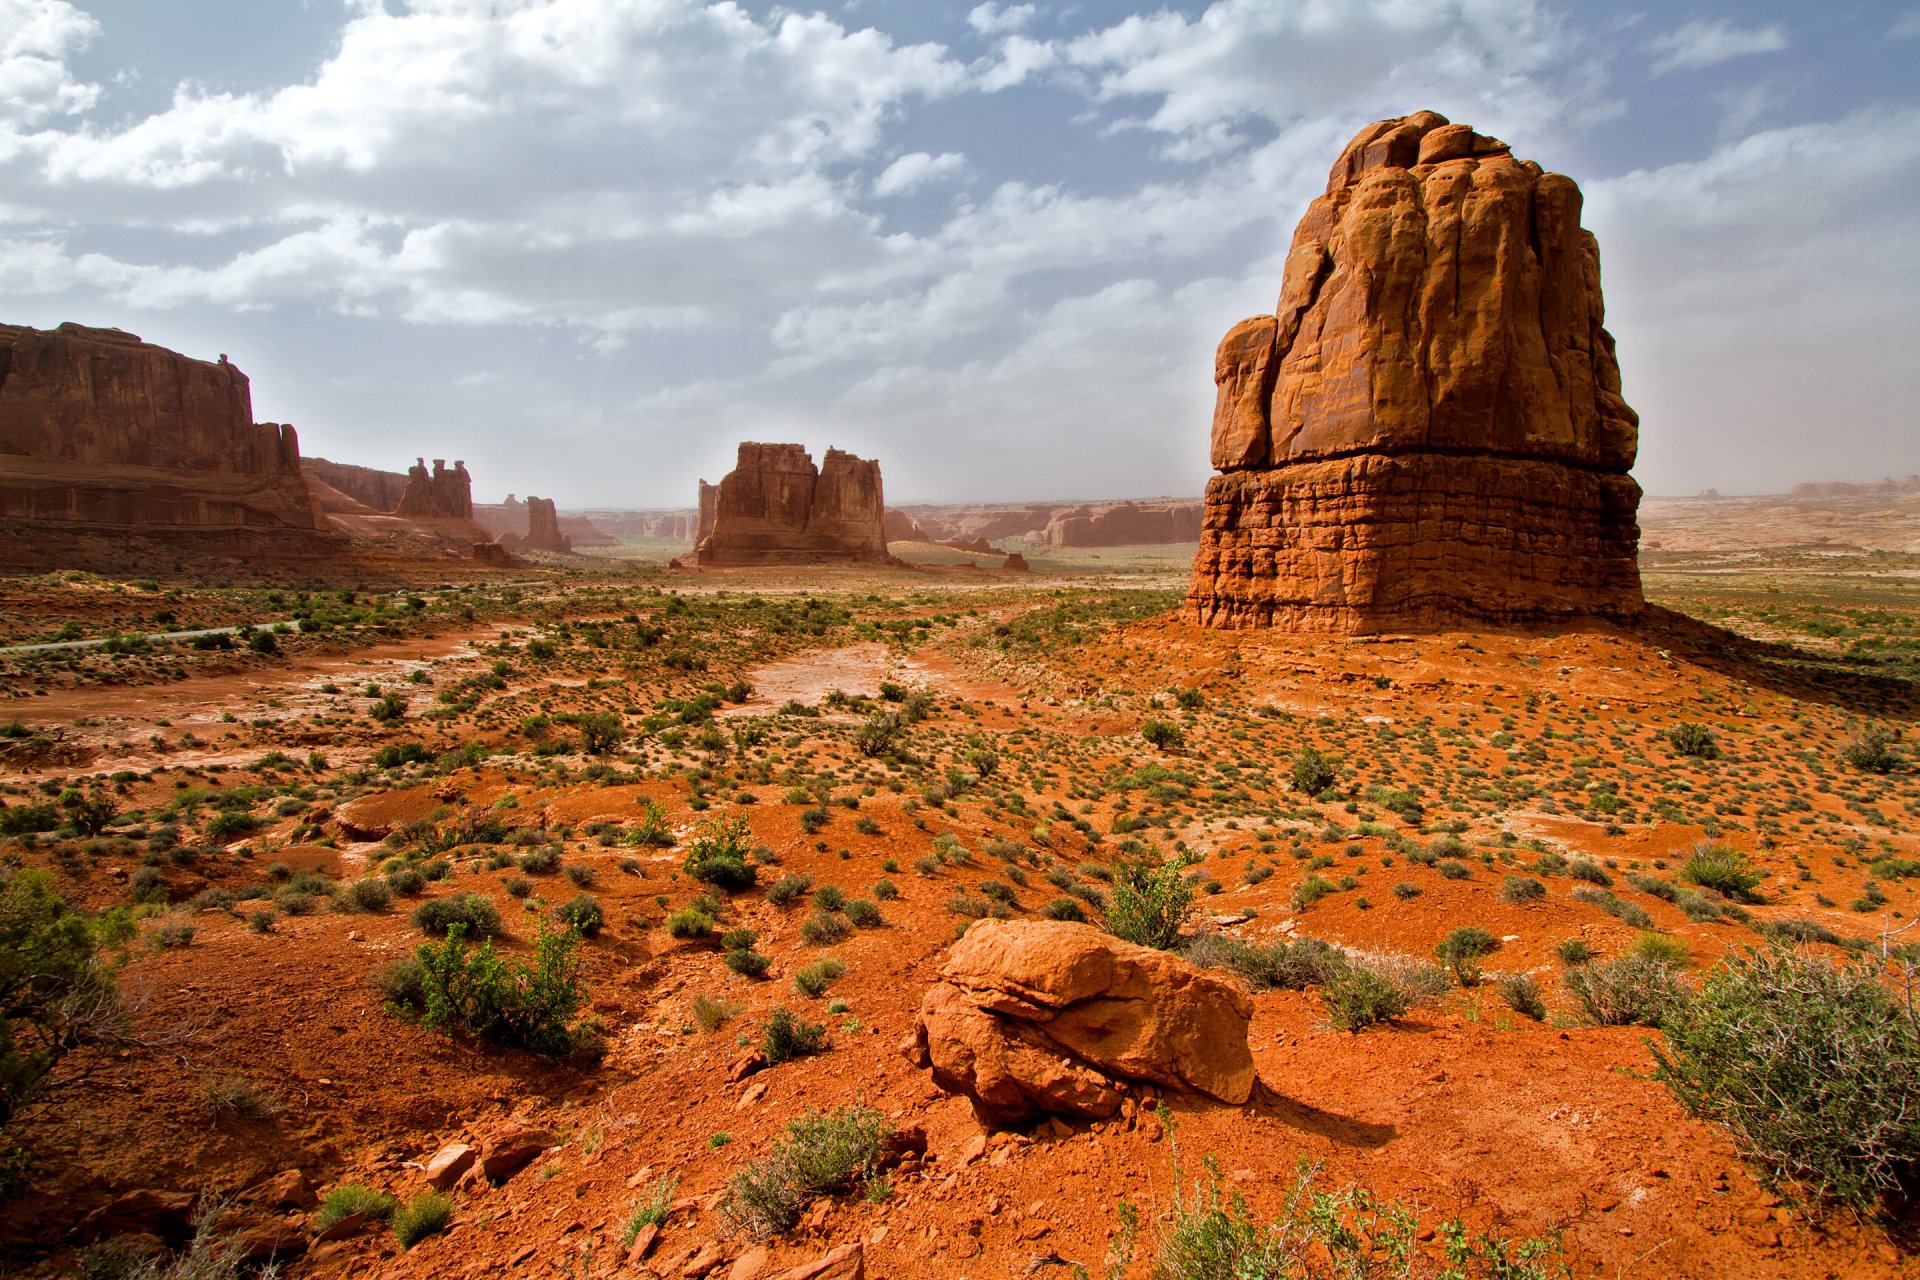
[1645,19,1787,75]
[967,4,1036,36]
[977,34,1056,91]
[872,150,965,196]
[0,0,98,131]
[1892,8,1920,38]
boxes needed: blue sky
[2,0,1916,506]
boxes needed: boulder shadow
[1240,1080,1397,1150]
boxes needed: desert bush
[793,958,846,998]
[1631,933,1691,968]
[843,898,883,928]
[666,907,713,939]
[814,884,847,912]
[1566,857,1611,887]
[1104,854,1197,950]
[1290,747,1337,796]
[338,878,392,913]
[1840,727,1901,774]
[1435,926,1498,986]
[1500,875,1546,905]
[1563,954,1684,1027]
[854,711,901,758]
[1141,719,1184,751]
[1184,934,1336,992]
[1042,897,1088,922]
[1554,937,1595,967]
[766,873,812,906]
[392,1190,452,1247]
[0,872,126,1138]
[411,892,500,938]
[202,1073,281,1122]
[1667,721,1721,759]
[1570,886,1653,930]
[401,923,587,1058]
[721,1105,890,1239]
[685,815,757,892]
[1681,842,1765,901]
[800,910,851,944]
[577,712,625,756]
[516,845,560,874]
[762,1006,827,1064]
[554,893,604,937]
[1319,962,1411,1032]
[621,1174,679,1247]
[692,994,741,1033]
[1653,947,1920,1212]
[1498,973,1548,1021]
[725,948,771,978]
[316,1183,395,1230]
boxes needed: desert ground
[0,496,1915,1280]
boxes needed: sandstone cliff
[694,444,892,566]
[394,458,473,520]
[519,496,572,554]
[1187,112,1643,632]
[1042,499,1202,548]
[304,457,411,513]
[0,322,336,566]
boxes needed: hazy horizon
[3,1,1916,508]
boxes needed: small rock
[728,1245,770,1280]
[766,1243,865,1280]
[481,1127,556,1182]
[958,1133,988,1166]
[683,1239,727,1277]
[246,1169,316,1210]
[230,1218,307,1266]
[312,1211,369,1244]
[627,1222,659,1263]
[736,1079,770,1110]
[728,1051,767,1083]
[425,1143,476,1191]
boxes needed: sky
[1,0,1916,508]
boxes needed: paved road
[0,620,302,656]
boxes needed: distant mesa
[0,322,339,568]
[1043,499,1200,548]
[303,453,497,555]
[883,508,928,543]
[1790,476,1920,498]
[692,443,895,566]
[1187,111,1644,632]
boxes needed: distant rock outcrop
[304,457,410,513]
[1187,112,1643,632]
[394,458,473,520]
[910,920,1254,1127]
[1043,500,1202,547]
[0,322,335,566]
[520,496,572,553]
[694,444,893,566]
[883,508,928,543]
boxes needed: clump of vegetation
[1183,934,1337,992]
[1563,954,1685,1027]
[684,815,757,892]
[1434,926,1498,986]
[1653,947,1920,1212]
[721,1105,891,1239]
[1666,721,1721,759]
[1290,746,1337,796]
[1104,853,1196,950]
[386,923,589,1058]
[1840,727,1902,774]
[762,1005,827,1064]
[411,892,500,938]
[316,1183,396,1230]
[392,1190,453,1247]
[1681,842,1765,901]
[620,1173,679,1248]
[1141,719,1184,751]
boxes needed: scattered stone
[627,1222,660,1264]
[245,1169,316,1210]
[728,1050,767,1082]
[311,1211,370,1244]
[682,1239,727,1277]
[424,1142,476,1191]
[481,1127,556,1182]
[766,1242,864,1280]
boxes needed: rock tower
[1186,112,1643,632]
[694,444,891,565]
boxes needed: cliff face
[0,323,326,542]
[304,457,411,514]
[393,459,473,520]
[1042,500,1202,548]
[694,444,891,565]
[522,496,572,553]
[1187,112,1643,632]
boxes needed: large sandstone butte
[0,322,334,563]
[1187,112,1644,632]
[694,443,892,566]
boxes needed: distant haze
[1,1,1915,506]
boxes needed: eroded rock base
[1187,452,1643,632]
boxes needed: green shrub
[725,948,771,978]
[814,884,846,912]
[1563,954,1684,1027]
[621,1174,678,1247]
[685,815,757,892]
[666,907,713,939]
[1292,875,1337,908]
[0,871,121,1139]
[1498,973,1547,1021]
[1667,721,1721,759]
[412,892,500,938]
[1290,747,1337,796]
[1434,926,1498,986]
[1554,937,1595,967]
[1499,875,1546,904]
[854,712,901,758]
[578,712,625,755]
[793,958,846,998]
[843,898,883,928]
[554,893,604,937]
[799,910,851,945]
[1631,933,1691,968]
[1839,727,1901,774]
[1141,719,1184,750]
[392,1190,452,1247]
[339,878,392,913]
[1681,843,1764,901]
[1653,947,1920,1211]
[1184,934,1335,992]
[1566,857,1611,887]
[404,924,587,1057]
[1042,897,1087,922]
[721,1105,890,1240]
[316,1183,395,1230]
[766,874,812,906]
[1104,854,1196,950]
[1319,962,1411,1032]
[762,1006,827,1064]
[517,845,560,874]
[1570,886,1652,930]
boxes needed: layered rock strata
[0,323,334,562]
[695,443,892,565]
[910,920,1254,1126]
[1187,112,1643,631]
[394,458,473,520]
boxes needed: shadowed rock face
[0,322,324,539]
[394,458,472,520]
[695,443,891,565]
[522,496,571,553]
[1188,112,1643,632]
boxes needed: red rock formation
[694,444,892,565]
[303,457,410,512]
[1002,552,1030,572]
[521,496,572,553]
[883,508,928,542]
[393,458,472,520]
[1188,112,1643,632]
[0,323,334,564]
[696,480,718,545]
[1043,499,1202,547]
